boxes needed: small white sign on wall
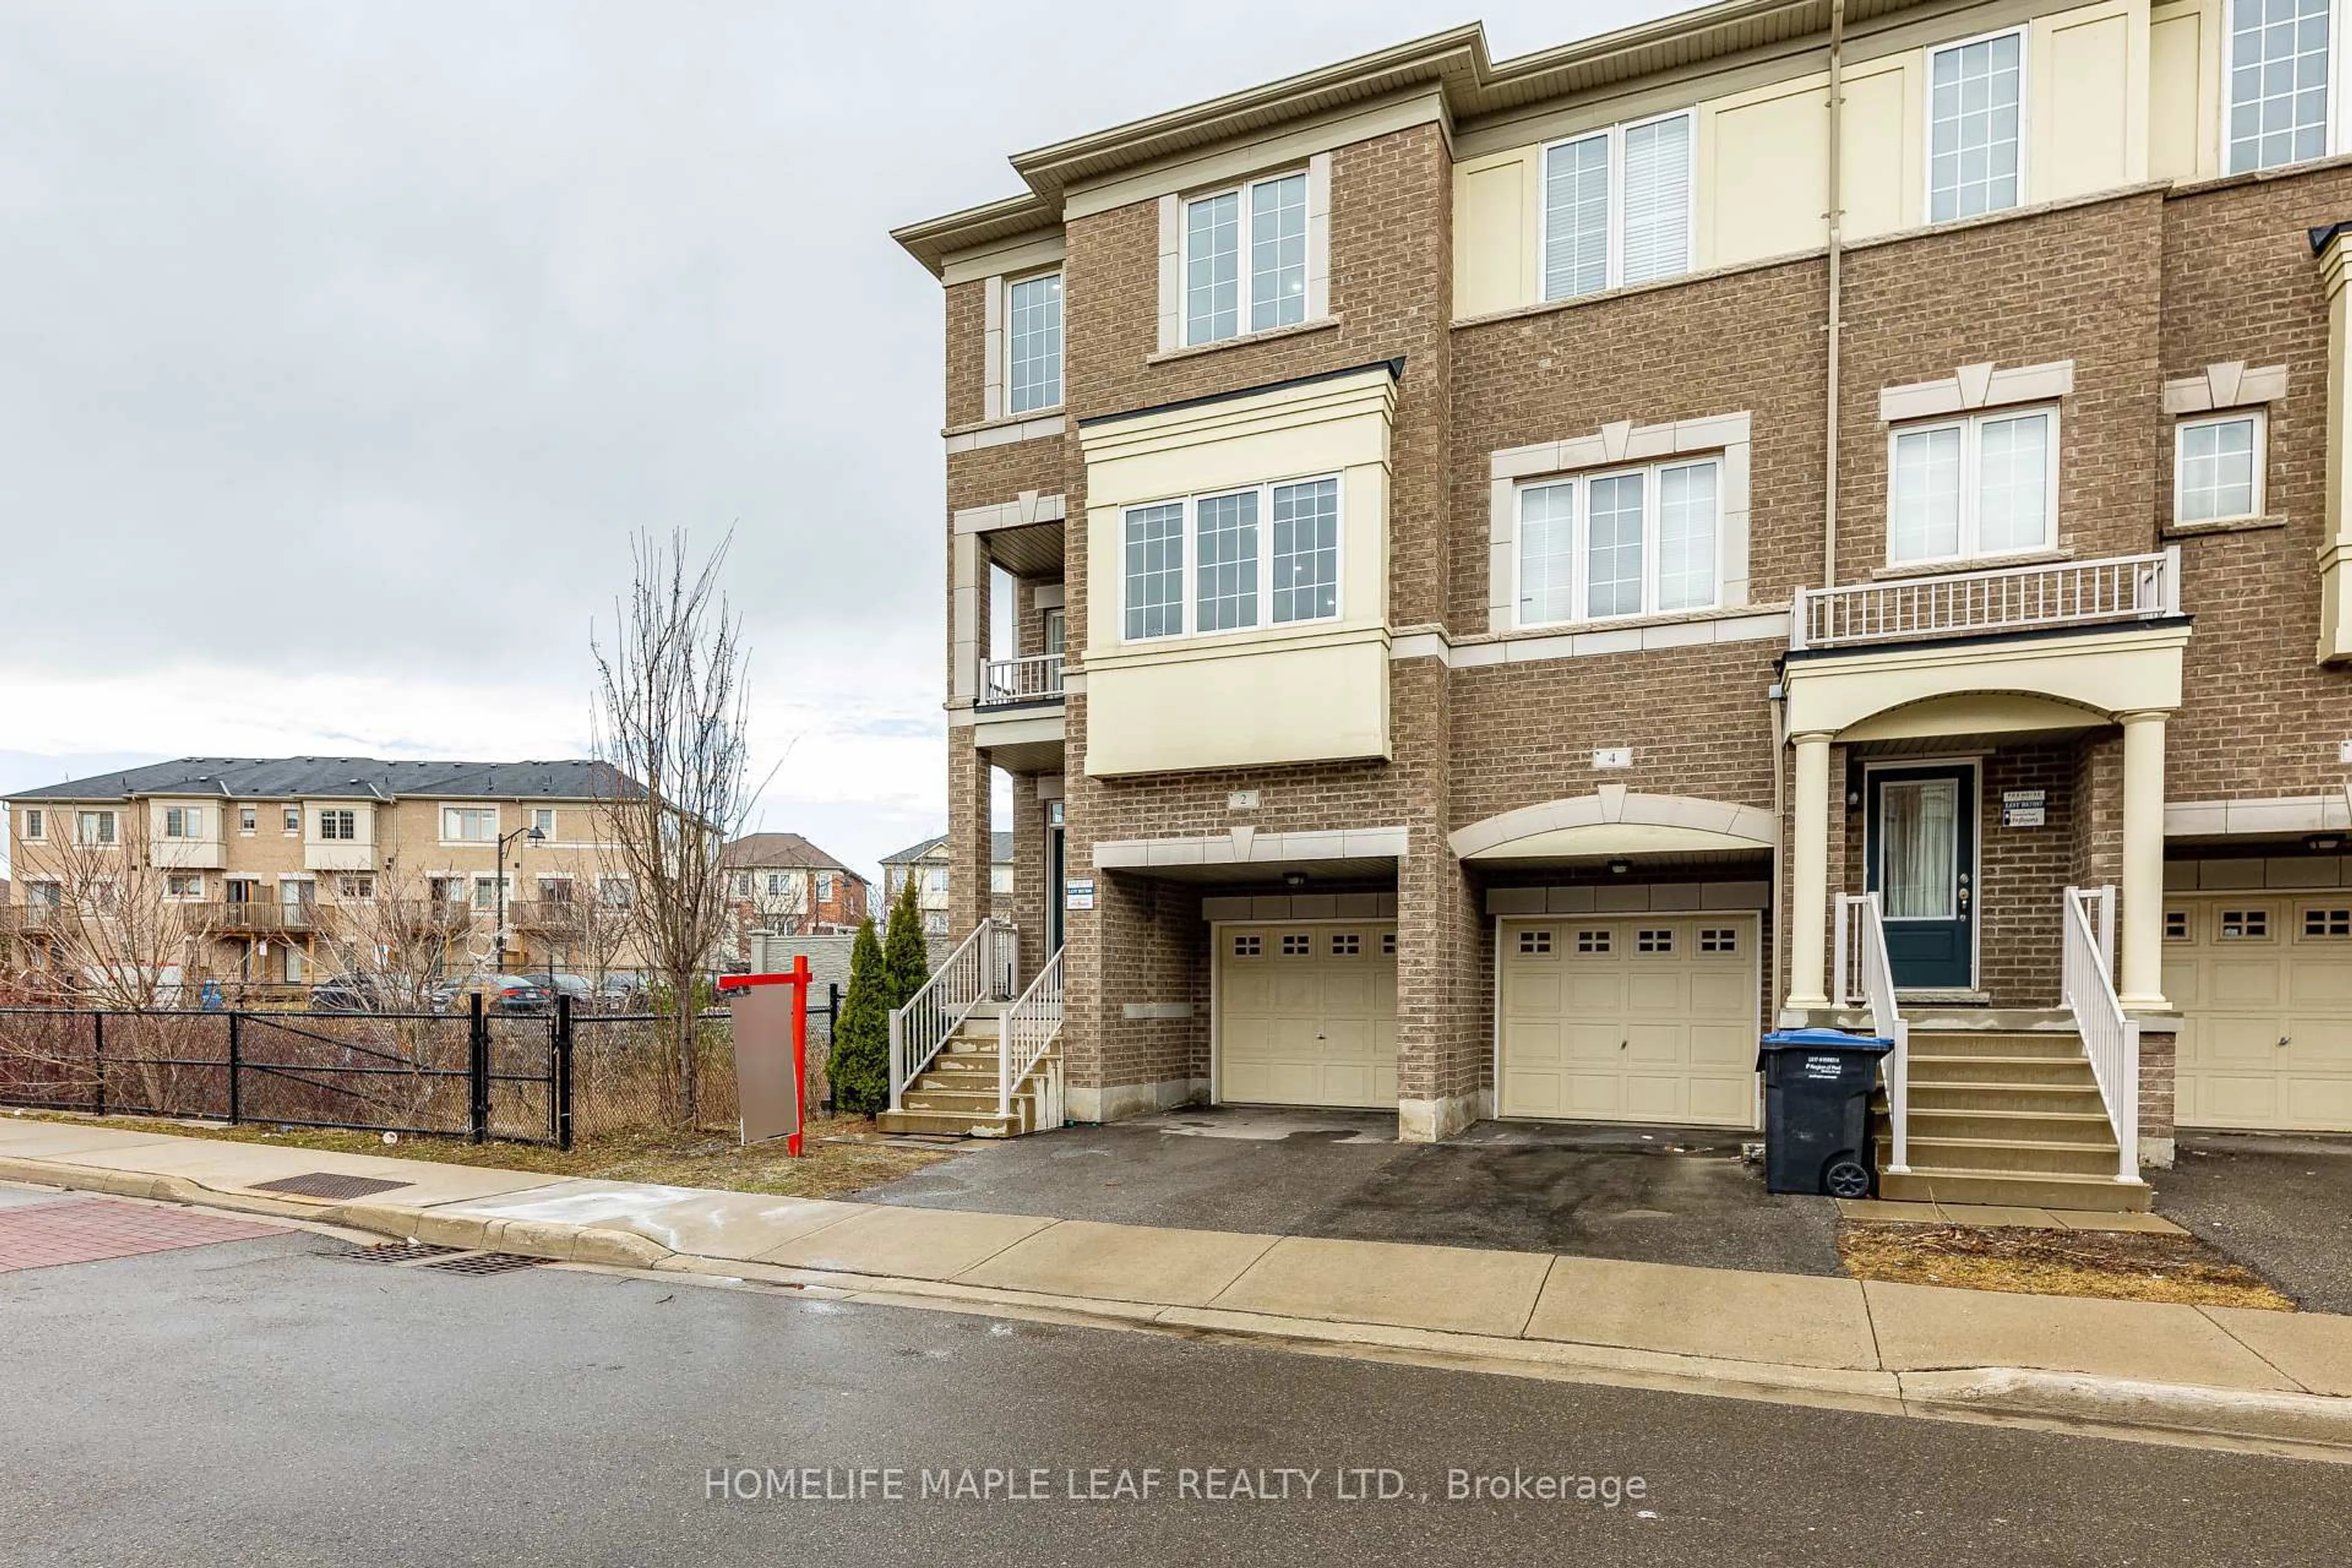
[2002,789,2047,828]
[1593,747,1633,771]
[1065,878,1095,911]
[1228,790,1261,810]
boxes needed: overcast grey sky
[0,0,1674,882]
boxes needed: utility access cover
[249,1172,414,1201]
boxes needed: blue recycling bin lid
[1758,1028,1892,1051]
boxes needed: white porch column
[1786,730,1834,1011]
[2118,709,2171,1011]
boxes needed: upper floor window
[2228,0,2331,173]
[598,875,633,908]
[77,810,117,845]
[1928,30,2025,222]
[816,871,836,900]
[2176,411,2266,522]
[532,807,557,837]
[1122,477,1341,641]
[1185,171,1308,344]
[1888,407,2055,565]
[20,809,43,842]
[27,880,62,907]
[538,875,571,903]
[1006,271,1063,413]
[162,806,203,839]
[282,805,300,834]
[318,809,357,842]
[443,806,497,842]
[238,806,256,834]
[1541,110,1692,301]
[1517,458,1720,625]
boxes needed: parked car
[440,973,552,1014]
[307,973,429,1014]
[525,972,594,1006]
[595,973,647,1007]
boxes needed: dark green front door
[1866,764,1976,990]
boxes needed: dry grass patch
[1839,1219,2295,1311]
[7,1109,957,1202]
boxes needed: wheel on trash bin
[1822,1153,1872,1199]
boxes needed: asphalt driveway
[857,1107,1844,1276]
[2155,1133,2352,1313]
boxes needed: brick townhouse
[722,833,870,960]
[890,0,2352,1207]
[4,758,648,993]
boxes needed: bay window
[1540,110,1693,301]
[1121,477,1342,640]
[1515,457,1721,626]
[1183,170,1309,345]
[1887,407,2056,565]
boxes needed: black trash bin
[1755,1028,1894,1198]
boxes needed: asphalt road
[2157,1135,2352,1313]
[2,1218,2347,1567]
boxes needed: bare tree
[590,529,763,1125]
[9,818,222,1011]
[311,870,473,1013]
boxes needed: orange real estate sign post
[717,955,812,1155]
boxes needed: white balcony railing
[1791,548,2179,652]
[2061,885,2141,1182]
[1834,891,1912,1175]
[979,652,1065,707]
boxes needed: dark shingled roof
[722,832,865,880]
[880,832,1012,865]
[7,756,639,802]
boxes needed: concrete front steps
[1875,1027,2152,1213]
[875,1006,1056,1139]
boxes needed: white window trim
[2173,407,2269,524]
[1884,404,2062,568]
[440,805,500,845]
[1536,108,1697,303]
[1003,268,1064,417]
[1923,24,2031,225]
[1118,473,1346,645]
[1178,168,1311,347]
[20,810,43,842]
[1511,456,1725,629]
[165,873,205,902]
[2218,0,2346,175]
[77,810,118,846]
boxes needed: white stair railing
[888,917,1015,1112]
[997,946,1064,1124]
[1834,892,1912,1174]
[2062,886,2140,1182]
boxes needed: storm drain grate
[343,1241,462,1265]
[251,1172,415,1201]
[420,1251,549,1277]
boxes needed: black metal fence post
[467,992,489,1144]
[91,1012,107,1118]
[553,996,574,1152]
[225,1012,242,1125]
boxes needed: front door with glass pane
[1866,764,1976,990]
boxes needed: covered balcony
[954,491,1066,774]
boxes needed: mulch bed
[1839,1220,2296,1310]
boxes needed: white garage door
[2166,897,2352,1132]
[1216,923,1398,1109]
[1499,914,1758,1127]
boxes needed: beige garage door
[1216,923,1398,1109]
[1499,915,1758,1127]
[2166,897,2352,1132]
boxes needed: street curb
[7,1153,2352,1460]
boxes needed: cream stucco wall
[1452,0,2154,319]
[1080,364,1396,777]
[2149,0,2222,181]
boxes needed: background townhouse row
[895,0,2352,1180]
[4,758,649,997]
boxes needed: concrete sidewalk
[8,1115,2352,1457]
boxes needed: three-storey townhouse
[894,0,2352,1207]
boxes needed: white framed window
[1700,927,1739,952]
[282,805,300,834]
[1518,929,1553,956]
[1278,933,1312,956]
[1331,933,1362,956]
[2175,411,2265,523]
[162,806,203,839]
[318,809,356,842]
[340,875,376,900]
[442,806,497,843]
[816,872,835,900]
[990,864,1013,895]
[2226,0,2332,173]
[77,810,117,845]
[1183,170,1308,345]
[2220,907,2272,940]
[1575,929,1611,953]
[1927,29,2026,222]
[1887,407,2056,565]
[2302,905,2352,938]
[598,875,633,909]
[1515,457,1721,626]
[538,875,572,903]
[532,807,557,837]
[164,872,204,901]
[2166,908,2193,940]
[1121,476,1342,641]
[1636,927,1675,953]
[1232,933,1264,957]
[1043,606,1066,657]
[1540,110,1694,302]
[1006,271,1063,413]
[238,806,255,834]
[20,809,42,841]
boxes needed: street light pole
[494,820,546,969]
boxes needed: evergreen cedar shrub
[883,874,930,1006]
[827,917,891,1115]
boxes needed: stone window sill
[2161,513,2288,540]
[1868,549,2071,582]
[1147,316,1339,366]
